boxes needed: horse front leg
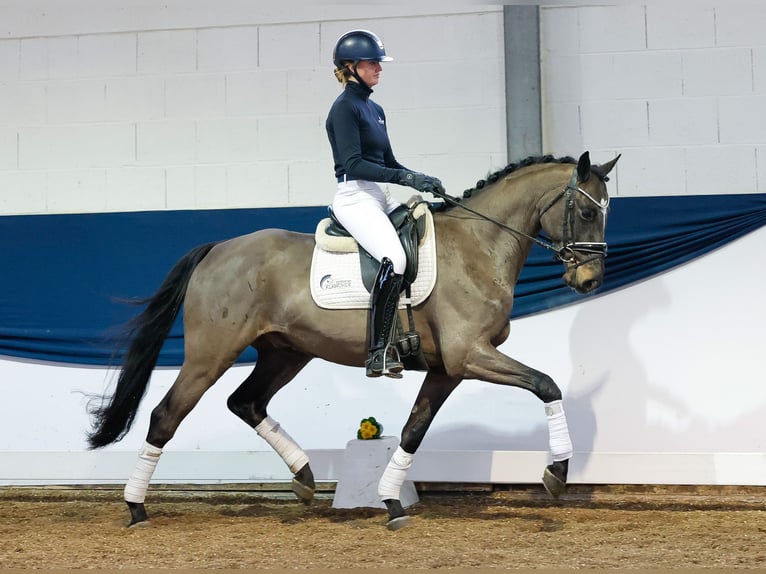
[380,370,461,530]
[461,342,572,498]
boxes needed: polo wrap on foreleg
[124,441,163,503]
[255,416,309,473]
[545,399,573,461]
[377,446,414,500]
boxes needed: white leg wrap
[545,400,573,461]
[377,446,414,500]
[124,441,163,504]
[255,416,309,474]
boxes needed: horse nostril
[580,279,600,293]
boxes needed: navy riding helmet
[333,29,394,67]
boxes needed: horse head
[539,151,620,294]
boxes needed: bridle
[538,168,610,265]
[429,167,610,265]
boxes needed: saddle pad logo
[319,274,352,290]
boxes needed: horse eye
[581,208,596,221]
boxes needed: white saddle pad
[310,205,438,310]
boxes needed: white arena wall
[0,2,764,486]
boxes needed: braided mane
[459,154,576,200]
[439,153,611,210]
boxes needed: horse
[88,151,620,530]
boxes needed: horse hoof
[386,515,412,531]
[291,478,315,504]
[382,498,410,530]
[542,466,566,498]
[126,501,149,527]
[128,519,151,528]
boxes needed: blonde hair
[334,64,352,85]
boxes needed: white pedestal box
[332,436,419,509]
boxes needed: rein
[430,167,609,265]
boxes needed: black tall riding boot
[366,257,404,378]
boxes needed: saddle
[324,198,430,293]
[319,197,431,372]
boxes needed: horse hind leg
[226,347,315,503]
[124,360,229,527]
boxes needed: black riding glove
[396,170,445,195]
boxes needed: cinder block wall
[1,2,765,215]
[541,1,766,196]
[0,5,506,215]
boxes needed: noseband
[429,167,609,265]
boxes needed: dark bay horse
[88,151,619,529]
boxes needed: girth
[325,201,428,292]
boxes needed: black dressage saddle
[325,202,428,293]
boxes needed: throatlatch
[366,257,404,378]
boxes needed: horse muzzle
[562,256,604,294]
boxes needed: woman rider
[326,29,444,379]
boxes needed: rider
[326,29,444,379]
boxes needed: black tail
[87,242,217,449]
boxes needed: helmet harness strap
[350,61,370,90]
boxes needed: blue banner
[2,194,765,365]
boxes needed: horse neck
[458,165,570,246]
[430,165,569,289]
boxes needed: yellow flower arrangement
[357,416,383,440]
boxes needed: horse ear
[577,151,591,183]
[598,153,621,177]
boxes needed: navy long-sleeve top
[326,81,408,182]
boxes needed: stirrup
[365,345,404,379]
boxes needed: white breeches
[331,180,406,275]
